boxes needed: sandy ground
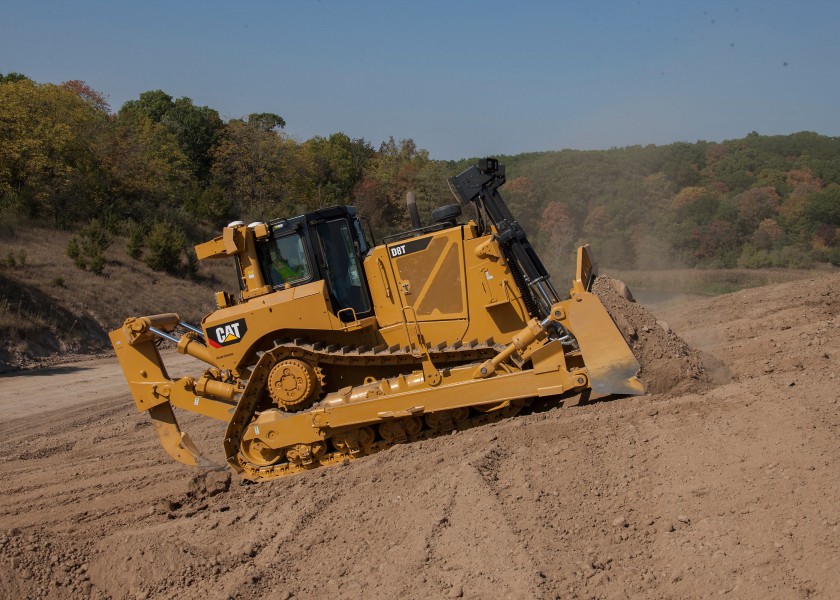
[1,273,838,600]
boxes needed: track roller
[379,420,407,443]
[240,438,284,467]
[285,442,327,467]
[332,427,375,455]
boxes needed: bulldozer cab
[256,206,373,321]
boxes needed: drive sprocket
[266,358,322,411]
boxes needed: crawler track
[274,336,507,367]
[224,339,528,481]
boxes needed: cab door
[313,218,373,321]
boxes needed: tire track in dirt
[427,446,546,598]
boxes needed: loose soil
[1,273,838,599]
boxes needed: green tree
[306,132,359,207]
[0,79,107,226]
[96,111,192,220]
[661,142,705,188]
[247,112,285,131]
[125,220,145,259]
[121,89,174,122]
[805,185,840,228]
[121,91,222,181]
[185,183,232,225]
[0,72,31,84]
[66,219,113,274]
[211,119,308,221]
[161,97,222,180]
[143,222,187,273]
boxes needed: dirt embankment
[0,273,838,599]
[0,227,238,373]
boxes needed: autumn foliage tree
[210,118,304,221]
[353,137,450,236]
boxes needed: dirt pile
[592,275,713,394]
[187,469,232,503]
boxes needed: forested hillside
[2,72,840,280]
[467,134,840,276]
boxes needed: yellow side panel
[391,230,468,322]
[201,280,339,370]
[462,235,529,339]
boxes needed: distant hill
[450,131,840,278]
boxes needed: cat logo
[207,318,248,348]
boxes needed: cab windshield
[264,233,311,287]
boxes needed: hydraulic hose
[502,244,540,318]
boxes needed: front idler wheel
[240,438,284,467]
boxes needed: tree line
[0,74,451,274]
[457,131,840,275]
[2,73,839,278]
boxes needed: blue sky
[2,1,839,159]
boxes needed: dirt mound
[187,469,232,503]
[592,276,713,394]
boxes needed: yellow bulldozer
[110,158,642,481]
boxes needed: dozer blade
[565,291,644,397]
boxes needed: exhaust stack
[406,191,421,229]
